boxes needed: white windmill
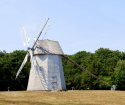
[16,18,66,91]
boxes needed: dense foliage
[0,48,125,90]
[63,48,125,90]
[0,50,30,91]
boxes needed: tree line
[0,48,125,91]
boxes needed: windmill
[16,18,66,91]
[16,18,108,91]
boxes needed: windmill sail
[16,18,49,79]
[32,18,49,49]
[16,52,30,79]
[21,27,30,48]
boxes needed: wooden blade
[16,52,30,79]
[21,27,30,48]
[32,18,49,49]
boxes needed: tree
[112,60,125,90]
[0,50,30,91]
[0,48,125,90]
[95,48,122,75]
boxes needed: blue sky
[0,0,125,54]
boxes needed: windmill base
[27,55,66,91]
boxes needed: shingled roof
[34,39,64,55]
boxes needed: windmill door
[51,76,58,90]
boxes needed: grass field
[0,90,125,105]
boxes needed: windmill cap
[34,39,64,55]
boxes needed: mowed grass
[0,90,125,105]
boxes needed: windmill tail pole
[62,54,109,86]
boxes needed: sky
[0,0,125,54]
